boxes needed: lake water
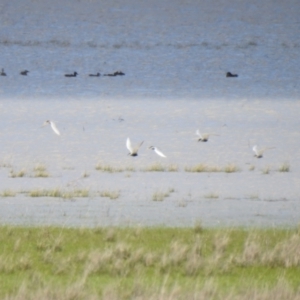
[0,0,299,227]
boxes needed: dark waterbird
[65,72,78,77]
[89,72,101,77]
[104,71,125,77]
[226,72,238,78]
[1,68,6,76]
[20,70,29,75]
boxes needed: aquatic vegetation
[28,188,89,198]
[9,169,26,178]
[185,163,240,173]
[33,164,49,177]
[152,188,175,201]
[262,166,271,174]
[95,163,134,173]
[204,192,219,199]
[278,162,290,172]
[0,189,16,197]
[100,190,120,200]
[223,163,240,173]
[143,163,166,172]
[82,171,90,178]
[248,165,255,171]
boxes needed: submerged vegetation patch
[28,188,90,198]
[95,163,134,173]
[185,163,240,173]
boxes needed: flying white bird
[149,146,166,158]
[252,145,274,158]
[126,138,143,156]
[43,120,61,136]
[195,129,219,142]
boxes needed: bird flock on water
[43,120,273,159]
[0,68,125,77]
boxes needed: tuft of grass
[248,165,255,171]
[223,163,240,173]
[0,190,16,197]
[185,163,211,172]
[262,166,270,174]
[204,192,219,199]
[0,160,12,168]
[95,163,134,173]
[28,188,89,198]
[185,164,240,173]
[278,162,290,172]
[82,171,90,178]
[167,164,179,172]
[33,164,47,172]
[32,164,49,177]
[143,163,165,172]
[194,221,203,234]
[9,169,26,178]
[152,188,175,201]
[100,190,120,200]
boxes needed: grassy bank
[0,225,300,299]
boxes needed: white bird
[126,138,143,156]
[195,129,219,142]
[252,145,274,158]
[149,146,166,158]
[43,120,61,136]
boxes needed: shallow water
[0,0,299,227]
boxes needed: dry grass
[167,164,179,172]
[142,164,179,172]
[185,163,240,173]
[278,162,290,172]
[82,171,90,178]
[28,188,90,198]
[248,165,255,171]
[0,226,300,299]
[0,189,16,197]
[9,164,50,178]
[204,192,219,199]
[100,190,120,200]
[152,188,175,201]
[142,163,166,172]
[262,166,271,174]
[223,163,240,173]
[9,169,26,178]
[96,163,134,173]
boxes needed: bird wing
[133,141,144,153]
[51,122,61,136]
[154,147,166,158]
[126,138,133,154]
[195,129,202,138]
[252,145,258,155]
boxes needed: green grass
[0,226,300,299]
